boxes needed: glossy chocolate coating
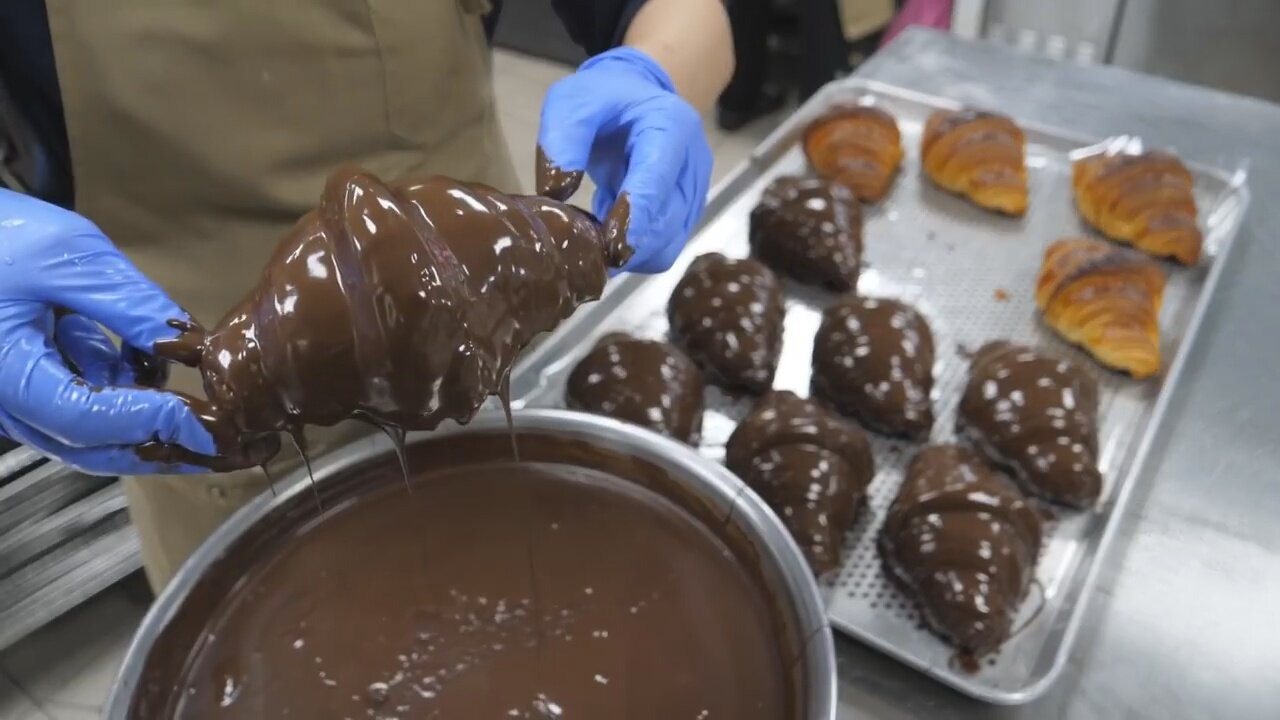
[959,341,1102,508]
[668,253,785,394]
[812,296,935,438]
[163,166,627,449]
[727,391,874,576]
[750,175,863,291]
[880,445,1042,658]
[565,333,705,443]
[131,433,798,719]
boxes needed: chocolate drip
[726,391,874,576]
[959,341,1102,508]
[157,166,626,460]
[750,176,863,291]
[499,371,520,462]
[812,296,935,438]
[285,430,322,513]
[879,445,1042,659]
[261,464,276,498]
[566,333,705,443]
[668,253,785,394]
[357,414,412,494]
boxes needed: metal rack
[0,442,141,651]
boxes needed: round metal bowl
[106,409,837,719]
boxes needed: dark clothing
[718,0,770,113]
[0,0,647,206]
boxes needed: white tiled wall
[0,49,788,719]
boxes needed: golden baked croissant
[1072,151,1202,265]
[921,109,1028,216]
[1036,237,1166,379]
[803,105,903,202]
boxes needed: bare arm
[623,0,735,113]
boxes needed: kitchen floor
[0,49,787,720]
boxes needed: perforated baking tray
[508,78,1250,703]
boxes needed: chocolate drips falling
[152,166,629,472]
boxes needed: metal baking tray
[508,77,1250,703]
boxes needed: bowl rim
[104,409,837,719]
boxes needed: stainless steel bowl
[106,410,837,719]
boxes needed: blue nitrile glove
[0,189,232,475]
[537,46,713,273]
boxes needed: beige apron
[46,0,521,591]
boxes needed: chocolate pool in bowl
[107,411,835,719]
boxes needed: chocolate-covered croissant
[812,296,934,438]
[566,333,704,443]
[749,176,862,291]
[668,253,785,394]
[1036,237,1165,379]
[158,166,625,458]
[803,105,903,202]
[959,341,1102,508]
[726,391,874,575]
[1073,151,1201,265]
[921,110,1028,216]
[880,445,1043,658]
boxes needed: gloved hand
[537,46,713,273]
[0,189,247,475]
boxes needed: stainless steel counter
[825,29,1280,719]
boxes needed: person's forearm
[624,0,734,113]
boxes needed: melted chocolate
[879,445,1042,658]
[811,296,935,438]
[130,433,800,719]
[726,391,874,576]
[155,167,629,456]
[668,253,785,394]
[535,146,584,204]
[750,175,863,291]
[565,333,705,443]
[535,146,634,268]
[959,341,1102,508]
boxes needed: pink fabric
[881,0,954,47]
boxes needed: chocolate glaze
[812,296,935,438]
[130,432,801,719]
[959,341,1102,508]
[565,333,705,443]
[668,253,786,394]
[726,391,875,576]
[535,146,634,268]
[154,166,629,458]
[535,146,584,203]
[750,176,863,291]
[880,445,1042,658]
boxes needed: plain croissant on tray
[1036,237,1166,379]
[803,105,904,203]
[921,109,1029,216]
[1072,150,1203,265]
